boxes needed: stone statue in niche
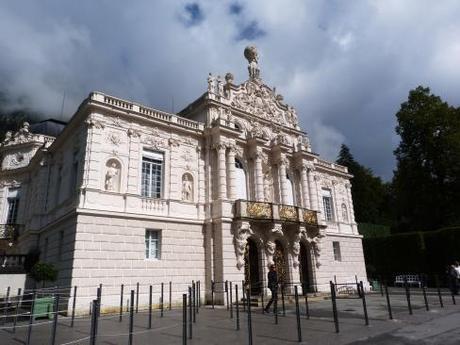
[182,174,193,202]
[105,159,121,191]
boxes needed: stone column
[300,164,311,209]
[346,183,356,224]
[227,147,236,199]
[254,151,264,201]
[307,165,318,211]
[278,157,289,204]
[332,180,340,223]
[127,128,140,194]
[215,143,227,199]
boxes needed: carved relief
[303,209,318,226]
[232,221,252,270]
[104,159,121,192]
[263,170,273,203]
[106,132,122,146]
[141,135,166,150]
[246,202,272,219]
[181,173,193,202]
[279,206,297,221]
[265,240,276,267]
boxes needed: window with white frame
[6,188,20,224]
[145,230,161,259]
[141,151,164,198]
[322,189,334,221]
[333,241,342,261]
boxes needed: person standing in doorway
[264,264,278,313]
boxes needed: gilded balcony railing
[235,200,318,226]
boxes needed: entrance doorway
[299,242,313,294]
[244,238,261,295]
[274,240,287,285]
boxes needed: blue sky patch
[182,3,204,27]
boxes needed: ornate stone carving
[303,209,318,226]
[168,138,180,147]
[85,118,104,129]
[279,206,297,221]
[246,202,272,219]
[232,221,252,270]
[270,223,283,236]
[106,132,122,146]
[104,159,121,192]
[181,173,193,202]
[263,170,273,202]
[127,128,141,137]
[141,135,166,150]
[291,232,301,268]
[244,45,260,80]
[265,240,276,267]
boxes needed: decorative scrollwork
[303,209,318,226]
[246,202,272,219]
[279,206,297,221]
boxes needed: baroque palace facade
[0,46,367,311]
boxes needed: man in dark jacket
[264,264,278,313]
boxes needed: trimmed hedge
[363,226,460,278]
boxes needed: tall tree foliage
[393,86,460,232]
[336,144,392,225]
[0,92,39,141]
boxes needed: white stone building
[0,46,367,312]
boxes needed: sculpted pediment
[230,81,298,128]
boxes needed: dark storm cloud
[0,0,459,180]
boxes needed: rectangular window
[145,230,161,259]
[6,188,20,224]
[322,189,334,222]
[141,151,164,198]
[333,241,342,261]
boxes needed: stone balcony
[234,199,319,227]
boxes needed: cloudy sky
[1,1,459,179]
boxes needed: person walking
[264,264,278,313]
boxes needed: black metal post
[196,281,199,313]
[330,281,339,333]
[451,290,456,305]
[169,281,172,310]
[304,293,310,319]
[294,286,302,342]
[384,284,393,320]
[281,284,286,316]
[379,275,384,296]
[235,284,240,330]
[422,284,429,311]
[161,282,164,318]
[435,275,444,308]
[360,281,369,326]
[13,288,22,333]
[70,286,77,327]
[274,290,278,325]
[260,286,264,314]
[225,280,229,310]
[211,280,215,309]
[136,282,139,313]
[404,278,413,315]
[188,287,192,339]
[3,286,10,324]
[242,280,246,312]
[89,300,97,345]
[192,282,196,323]
[119,284,124,322]
[182,294,187,345]
[198,280,201,308]
[247,289,253,345]
[230,281,233,319]
[26,292,36,345]
[50,294,60,345]
[148,285,152,329]
[129,290,134,345]
[95,287,101,335]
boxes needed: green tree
[336,144,392,225]
[393,86,460,232]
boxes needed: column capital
[213,142,227,151]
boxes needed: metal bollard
[304,293,310,319]
[50,295,60,345]
[211,280,215,309]
[230,281,233,319]
[26,292,36,345]
[169,281,172,310]
[242,280,246,312]
[281,284,286,316]
[379,276,384,296]
[422,284,429,311]
[182,294,187,345]
[129,290,134,345]
[161,282,164,317]
[435,275,444,308]
[13,288,22,333]
[274,289,278,325]
[247,289,253,345]
[360,281,369,326]
[404,278,413,315]
[294,286,302,342]
[136,282,139,313]
[384,284,393,320]
[330,281,339,333]
[89,300,98,345]
[452,291,456,305]
[119,284,124,322]
[71,286,77,327]
[235,284,240,330]
[198,280,201,308]
[192,282,196,323]
[188,287,192,339]
[225,280,229,310]
[95,287,101,335]
[148,285,153,329]
[261,286,264,314]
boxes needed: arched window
[285,174,295,205]
[341,203,348,222]
[235,159,247,200]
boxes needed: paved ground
[1,289,460,344]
